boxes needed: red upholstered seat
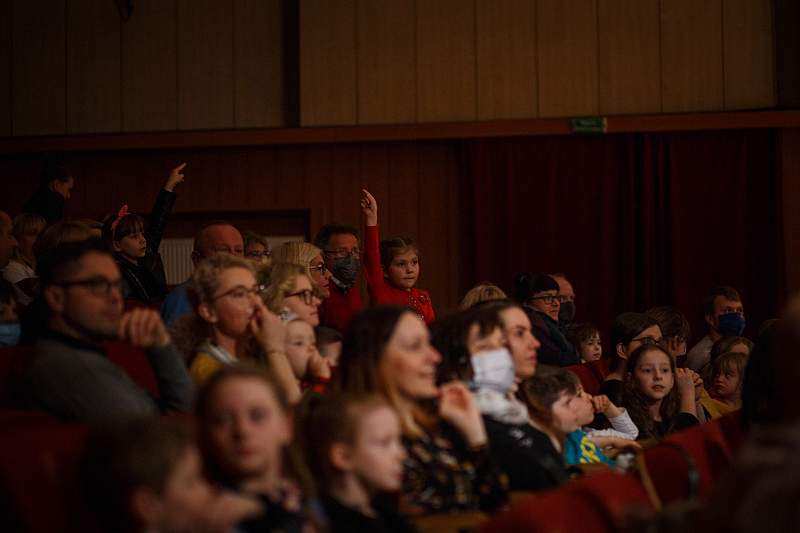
[103,341,160,398]
[566,358,611,395]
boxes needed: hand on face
[674,368,696,395]
[438,381,487,447]
[249,298,287,353]
[118,308,171,348]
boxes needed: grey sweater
[24,332,194,423]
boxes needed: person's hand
[590,436,642,456]
[675,368,696,396]
[307,350,332,380]
[361,189,378,226]
[592,394,622,418]
[438,381,487,447]
[118,308,171,348]
[164,162,187,192]
[249,299,286,353]
[198,490,263,533]
[686,368,704,396]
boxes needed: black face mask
[558,301,576,324]
[330,254,361,289]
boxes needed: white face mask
[471,347,516,394]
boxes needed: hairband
[110,204,129,235]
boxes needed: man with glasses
[517,272,579,367]
[551,273,576,326]
[313,223,364,332]
[23,240,193,422]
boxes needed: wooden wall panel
[67,0,121,133]
[122,0,177,132]
[177,0,234,130]
[537,0,599,118]
[781,128,800,294]
[661,0,724,113]
[416,0,477,122]
[724,0,775,110]
[598,0,661,115]
[357,0,416,124]
[234,0,284,128]
[476,0,538,120]
[12,0,66,136]
[299,0,357,126]
[0,0,11,137]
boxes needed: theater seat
[566,358,611,395]
[104,341,160,398]
[0,346,34,407]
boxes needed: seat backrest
[567,364,603,395]
[0,345,35,407]
[104,341,160,398]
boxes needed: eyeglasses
[632,335,662,346]
[557,295,574,304]
[530,295,559,305]
[246,250,272,259]
[286,289,316,305]
[323,248,361,260]
[57,276,124,297]
[213,284,268,302]
[309,263,327,274]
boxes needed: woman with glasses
[178,254,300,401]
[243,231,273,268]
[513,272,579,367]
[263,262,323,327]
[271,241,331,298]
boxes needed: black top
[23,187,65,225]
[483,417,569,491]
[525,307,579,367]
[644,412,700,441]
[237,493,310,533]
[599,378,625,407]
[322,495,417,533]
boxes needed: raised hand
[675,368,696,396]
[438,381,487,447]
[164,162,187,192]
[248,298,287,353]
[118,308,171,348]
[361,189,378,226]
[306,350,332,380]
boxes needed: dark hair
[313,223,360,250]
[379,236,418,271]
[519,367,578,425]
[609,312,660,372]
[40,156,72,187]
[513,272,559,304]
[0,279,16,308]
[566,322,599,348]
[36,238,110,288]
[709,336,752,364]
[81,417,194,532]
[711,351,748,382]
[102,212,146,245]
[315,326,343,347]
[704,286,742,317]
[741,319,782,428]
[622,344,681,440]
[431,308,503,384]
[33,220,95,258]
[646,306,690,341]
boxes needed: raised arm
[146,163,185,253]
[361,189,387,292]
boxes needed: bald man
[160,221,244,326]
[0,211,18,269]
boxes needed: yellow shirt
[699,389,740,420]
[189,351,226,386]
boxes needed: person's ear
[616,343,627,359]
[329,442,353,472]
[198,302,217,324]
[43,285,66,314]
[130,486,163,529]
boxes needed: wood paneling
[724,0,775,110]
[357,0,416,124]
[122,0,177,132]
[12,0,66,136]
[660,0,724,112]
[598,0,661,115]
[416,0,477,122]
[476,0,537,120]
[537,0,598,118]
[67,0,121,133]
[234,0,284,128]
[781,128,800,293]
[177,0,234,130]
[299,0,357,126]
[0,0,10,136]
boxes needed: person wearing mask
[313,223,364,333]
[551,273,576,327]
[686,286,746,372]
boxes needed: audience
[551,272,577,326]
[23,158,74,224]
[646,306,691,366]
[243,231,272,267]
[0,211,17,270]
[686,286,746,372]
[458,282,507,311]
[272,241,332,298]
[316,325,343,366]
[263,262,323,326]
[284,317,331,390]
[3,213,46,305]
[601,312,663,405]
[566,322,602,364]
[474,299,540,381]
[314,222,364,333]
[0,279,20,346]
[700,351,747,419]
[21,239,194,422]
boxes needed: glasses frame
[212,284,268,302]
[56,276,124,297]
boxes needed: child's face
[550,391,581,434]
[205,377,291,481]
[285,320,319,379]
[569,386,595,426]
[466,324,505,355]
[349,405,406,493]
[385,250,419,289]
[632,350,674,401]
[580,334,602,363]
[115,231,147,259]
[712,366,741,401]
[319,340,342,367]
[152,446,215,533]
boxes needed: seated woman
[272,241,332,299]
[264,262,323,326]
[432,307,566,491]
[513,272,578,367]
[334,306,509,515]
[177,253,298,402]
[458,282,507,311]
[622,344,699,441]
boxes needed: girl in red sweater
[360,189,435,324]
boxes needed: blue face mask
[0,323,21,347]
[717,312,746,337]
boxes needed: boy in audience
[23,239,194,422]
[687,286,746,371]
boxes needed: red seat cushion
[104,341,160,398]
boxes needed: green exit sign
[570,117,607,134]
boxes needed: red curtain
[461,129,784,344]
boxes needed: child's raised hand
[165,162,187,192]
[438,381,487,447]
[686,368,704,396]
[675,368,696,396]
[361,189,378,226]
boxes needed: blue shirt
[161,282,192,327]
[563,429,614,466]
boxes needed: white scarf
[474,388,530,426]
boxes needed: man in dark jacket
[23,158,75,224]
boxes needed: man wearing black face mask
[314,223,364,333]
[551,273,576,326]
[686,286,746,372]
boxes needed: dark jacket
[525,306,580,367]
[23,187,65,225]
[322,495,417,533]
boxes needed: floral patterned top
[401,422,509,515]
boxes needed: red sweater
[364,225,435,324]
[319,282,364,333]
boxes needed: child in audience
[3,213,46,305]
[102,163,186,304]
[701,351,748,419]
[360,190,435,324]
[0,279,20,346]
[316,326,343,367]
[601,312,663,405]
[519,367,582,459]
[196,365,319,532]
[264,262,323,326]
[303,394,416,533]
[285,318,331,391]
[622,344,700,441]
[458,282,507,310]
[82,417,262,533]
[567,323,603,363]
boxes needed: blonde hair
[263,262,309,314]
[34,220,94,257]
[11,213,46,263]
[272,242,323,287]
[189,253,256,309]
[459,282,508,310]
